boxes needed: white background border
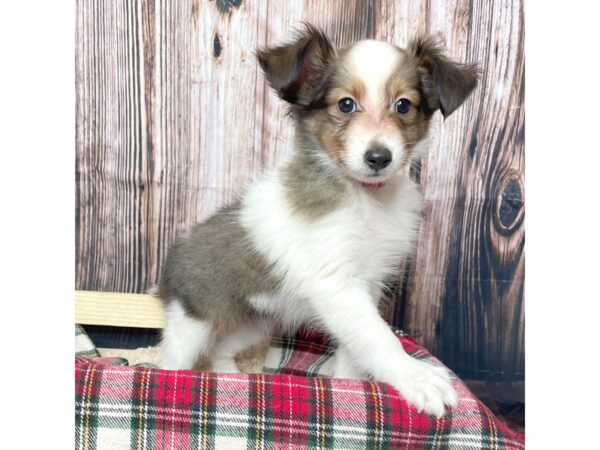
[1,1,599,447]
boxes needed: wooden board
[75,291,165,328]
[76,0,524,379]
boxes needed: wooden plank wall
[76,0,524,379]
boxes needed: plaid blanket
[75,326,524,449]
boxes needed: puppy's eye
[395,98,411,114]
[338,97,356,114]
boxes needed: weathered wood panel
[76,0,524,379]
[76,0,194,292]
[388,0,525,379]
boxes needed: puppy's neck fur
[281,119,350,220]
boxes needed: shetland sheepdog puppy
[158,24,477,418]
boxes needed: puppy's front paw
[392,359,458,418]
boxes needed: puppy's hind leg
[212,324,270,373]
[160,299,215,370]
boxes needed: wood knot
[214,0,242,15]
[213,33,223,59]
[493,171,524,235]
[468,134,478,158]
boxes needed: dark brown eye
[395,98,411,114]
[338,97,356,114]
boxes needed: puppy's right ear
[257,24,334,106]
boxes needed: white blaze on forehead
[346,40,403,105]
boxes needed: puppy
[158,24,477,418]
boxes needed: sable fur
[159,203,280,330]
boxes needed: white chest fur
[240,170,423,319]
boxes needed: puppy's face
[258,26,478,187]
[316,41,429,185]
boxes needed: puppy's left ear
[409,36,479,118]
[257,23,334,106]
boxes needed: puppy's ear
[257,23,334,106]
[409,36,478,118]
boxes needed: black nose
[364,147,392,170]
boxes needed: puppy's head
[257,25,478,187]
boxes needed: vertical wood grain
[381,0,525,378]
[76,0,524,379]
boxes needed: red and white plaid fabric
[75,327,525,449]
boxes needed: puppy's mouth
[359,179,387,189]
[340,161,395,190]
[349,171,391,189]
